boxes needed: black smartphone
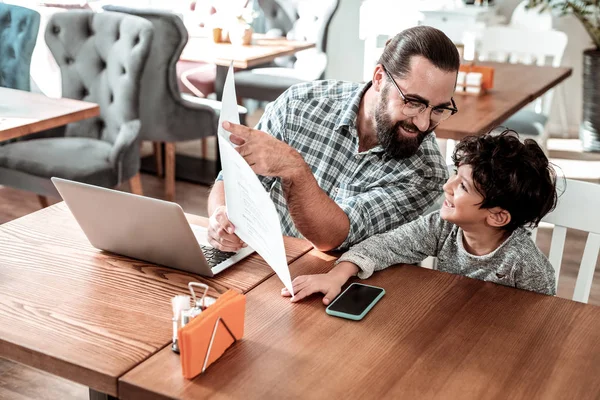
[325,283,385,321]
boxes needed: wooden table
[180,36,315,100]
[0,203,312,398]
[0,87,99,141]
[436,62,572,140]
[120,249,600,400]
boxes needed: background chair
[0,10,153,205]
[477,26,568,152]
[508,0,569,139]
[234,0,339,102]
[102,5,246,201]
[531,179,600,303]
[510,0,552,31]
[0,4,40,91]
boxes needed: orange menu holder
[177,289,246,379]
[457,63,495,95]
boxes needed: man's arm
[206,181,246,251]
[283,162,350,251]
[208,180,225,217]
[208,148,349,250]
[226,122,351,250]
[331,140,448,250]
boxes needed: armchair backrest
[259,0,295,37]
[289,0,339,54]
[0,4,40,91]
[259,0,339,54]
[101,6,217,142]
[44,10,153,145]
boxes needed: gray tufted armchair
[0,10,153,204]
[102,5,246,201]
[234,0,339,102]
[0,4,40,91]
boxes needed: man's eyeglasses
[382,66,458,123]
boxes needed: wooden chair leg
[153,142,164,178]
[129,173,144,196]
[165,142,176,202]
[37,195,49,208]
[201,138,208,159]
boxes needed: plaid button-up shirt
[218,80,448,249]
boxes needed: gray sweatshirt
[337,211,556,296]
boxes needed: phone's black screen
[328,284,384,315]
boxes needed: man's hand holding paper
[223,121,307,180]
[207,205,246,252]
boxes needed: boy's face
[440,164,503,229]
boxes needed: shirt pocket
[333,182,369,203]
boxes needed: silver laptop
[51,177,254,276]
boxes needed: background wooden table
[0,203,312,397]
[180,36,315,70]
[180,36,315,100]
[436,62,572,140]
[0,87,99,141]
[120,249,600,400]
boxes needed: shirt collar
[335,81,372,131]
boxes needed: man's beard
[374,88,434,159]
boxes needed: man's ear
[372,64,385,92]
[486,207,511,228]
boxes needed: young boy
[282,130,558,304]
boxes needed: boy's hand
[281,273,345,305]
[281,262,360,305]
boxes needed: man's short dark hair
[378,26,461,78]
[452,129,558,232]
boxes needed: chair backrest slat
[530,227,538,244]
[548,225,567,286]
[573,233,600,303]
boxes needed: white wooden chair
[477,26,568,152]
[532,179,600,303]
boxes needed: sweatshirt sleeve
[336,211,446,279]
[514,258,557,296]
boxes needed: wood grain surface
[120,249,600,400]
[180,36,315,69]
[435,62,572,140]
[0,203,311,396]
[0,88,99,141]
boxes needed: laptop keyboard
[200,245,237,268]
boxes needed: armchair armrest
[181,94,248,117]
[109,119,141,183]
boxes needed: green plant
[527,0,600,49]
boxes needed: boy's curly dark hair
[452,129,558,232]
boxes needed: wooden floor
[1,160,600,399]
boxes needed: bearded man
[208,26,459,251]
